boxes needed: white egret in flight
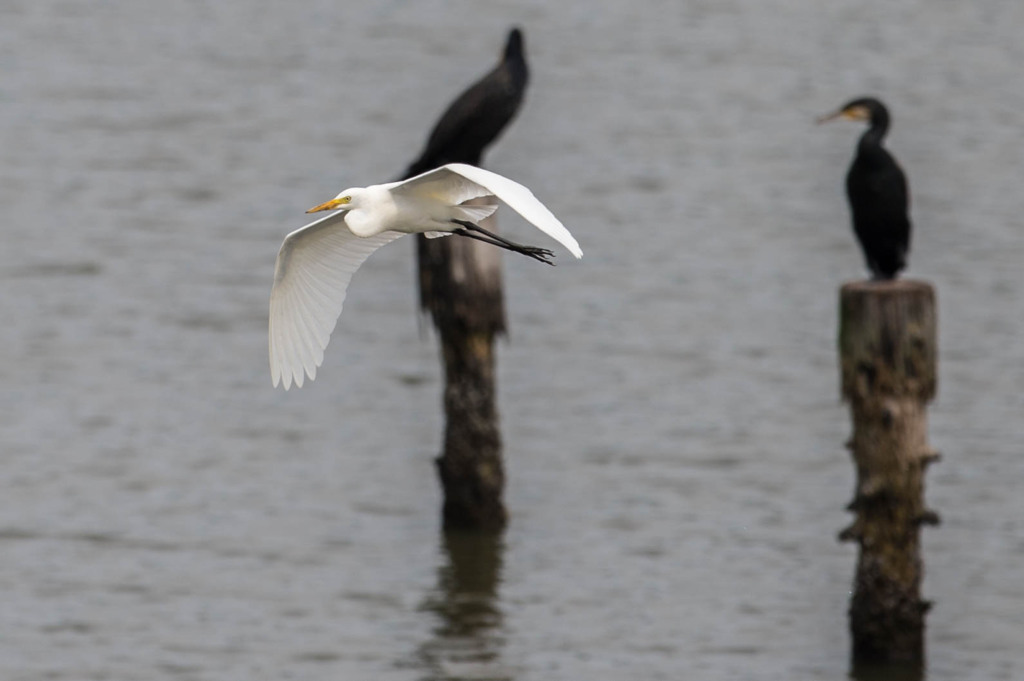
[269,163,582,389]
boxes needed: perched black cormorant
[403,28,531,331]
[403,28,528,179]
[819,97,911,280]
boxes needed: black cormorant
[819,97,911,280]
[403,28,528,179]
[403,28,531,331]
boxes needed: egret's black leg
[450,219,555,265]
[454,228,555,265]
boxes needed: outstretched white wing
[385,165,493,207]
[269,211,404,389]
[394,163,583,259]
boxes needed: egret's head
[306,190,358,214]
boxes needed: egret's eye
[339,196,351,204]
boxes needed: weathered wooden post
[838,279,940,668]
[401,28,527,530]
[420,205,508,530]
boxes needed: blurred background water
[1,1,1022,679]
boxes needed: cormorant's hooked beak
[306,197,350,213]
[816,110,843,125]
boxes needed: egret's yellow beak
[306,197,349,213]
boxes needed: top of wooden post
[839,279,937,402]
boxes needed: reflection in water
[415,530,509,680]
[850,659,924,681]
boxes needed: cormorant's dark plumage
[822,97,911,280]
[404,28,528,179]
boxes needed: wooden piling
[401,29,528,531]
[838,279,940,666]
[420,205,508,531]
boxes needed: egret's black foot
[517,244,556,265]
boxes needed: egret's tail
[451,203,499,224]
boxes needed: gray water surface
[2,1,1023,679]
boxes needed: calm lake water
[2,1,1023,679]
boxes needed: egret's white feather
[389,166,491,207]
[401,164,583,259]
[269,210,404,389]
[451,202,499,224]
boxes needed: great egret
[269,163,582,389]
[818,97,911,280]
